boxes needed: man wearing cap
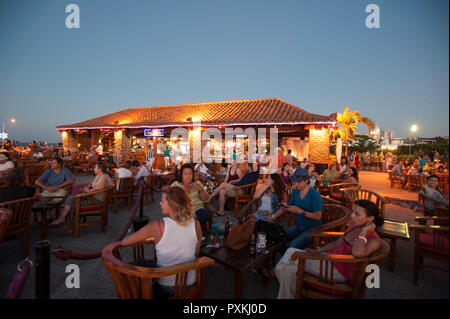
[272,167,323,249]
[0,153,15,179]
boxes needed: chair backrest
[343,188,389,219]
[318,204,352,232]
[0,208,13,246]
[0,196,35,236]
[293,239,390,299]
[102,241,215,299]
[117,177,134,193]
[414,225,449,253]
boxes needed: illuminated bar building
[56,98,335,170]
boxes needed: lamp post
[1,118,16,147]
[409,124,417,156]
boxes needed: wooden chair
[342,188,390,219]
[327,183,360,205]
[0,197,35,257]
[113,177,134,213]
[25,163,50,186]
[72,186,114,238]
[389,172,403,188]
[102,240,215,299]
[410,219,448,285]
[407,175,426,192]
[291,236,390,298]
[231,182,258,218]
[309,204,352,244]
[0,208,13,246]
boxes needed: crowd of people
[1,141,448,299]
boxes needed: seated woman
[49,161,112,227]
[279,163,291,186]
[207,159,244,216]
[0,167,43,203]
[338,156,351,179]
[321,164,339,186]
[120,186,202,298]
[342,167,359,184]
[170,164,211,229]
[305,163,321,189]
[275,199,384,299]
[251,173,287,222]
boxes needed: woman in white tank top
[120,186,202,296]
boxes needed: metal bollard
[34,240,51,299]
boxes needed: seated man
[35,157,74,197]
[276,167,323,249]
[391,161,407,188]
[208,162,259,216]
[0,153,15,179]
[132,160,150,185]
[194,159,213,181]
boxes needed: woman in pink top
[275,199,384,298]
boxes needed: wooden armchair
[407,175,426,192]
[102,240,215,299]
[0,208,13,246]
[327,183,360,205]
[410,221,448,285]
[25,163,49,186]
[231,182,258,218]
[72,186,114,237]
[0,196,35,257]
[113,177,134,213]
[309,204,352,244]
[291,235,390,298]
[389,172,403,188]
[343,188,390,219]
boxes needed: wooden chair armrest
[233,182,258,190]
[410,225,449,231]
[308,231,344,238]
[310,217,351,233]
[291,251,362,263]
[414,216,449,221]
[72,186,112,200]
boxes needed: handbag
[225,214,255,250]
[254,219,288,244]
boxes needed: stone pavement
[0,172,448,299]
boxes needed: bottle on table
[249,233,256,255]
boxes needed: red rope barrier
[53,179,147,261]
[5,259,32,299]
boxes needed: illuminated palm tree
[334,106,375,156]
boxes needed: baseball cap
[291,167,311,182]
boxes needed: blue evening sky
[0,0,448,143]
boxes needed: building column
[308,128,330,164]
[114,130,132,164]
[61,131,78,154]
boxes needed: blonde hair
[162,186,194,226]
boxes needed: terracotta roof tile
[56,98,333,130]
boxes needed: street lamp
[409,124,418,156]
[1,118,17,145]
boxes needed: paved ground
[0,171,448,299]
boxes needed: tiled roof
[56,98,334,130]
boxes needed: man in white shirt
[116,161,133,178]
[195,159,212,180]
[0,153,14,178]
[116,160,133,190]
[132,160,149,184]
[95,144,104,156]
